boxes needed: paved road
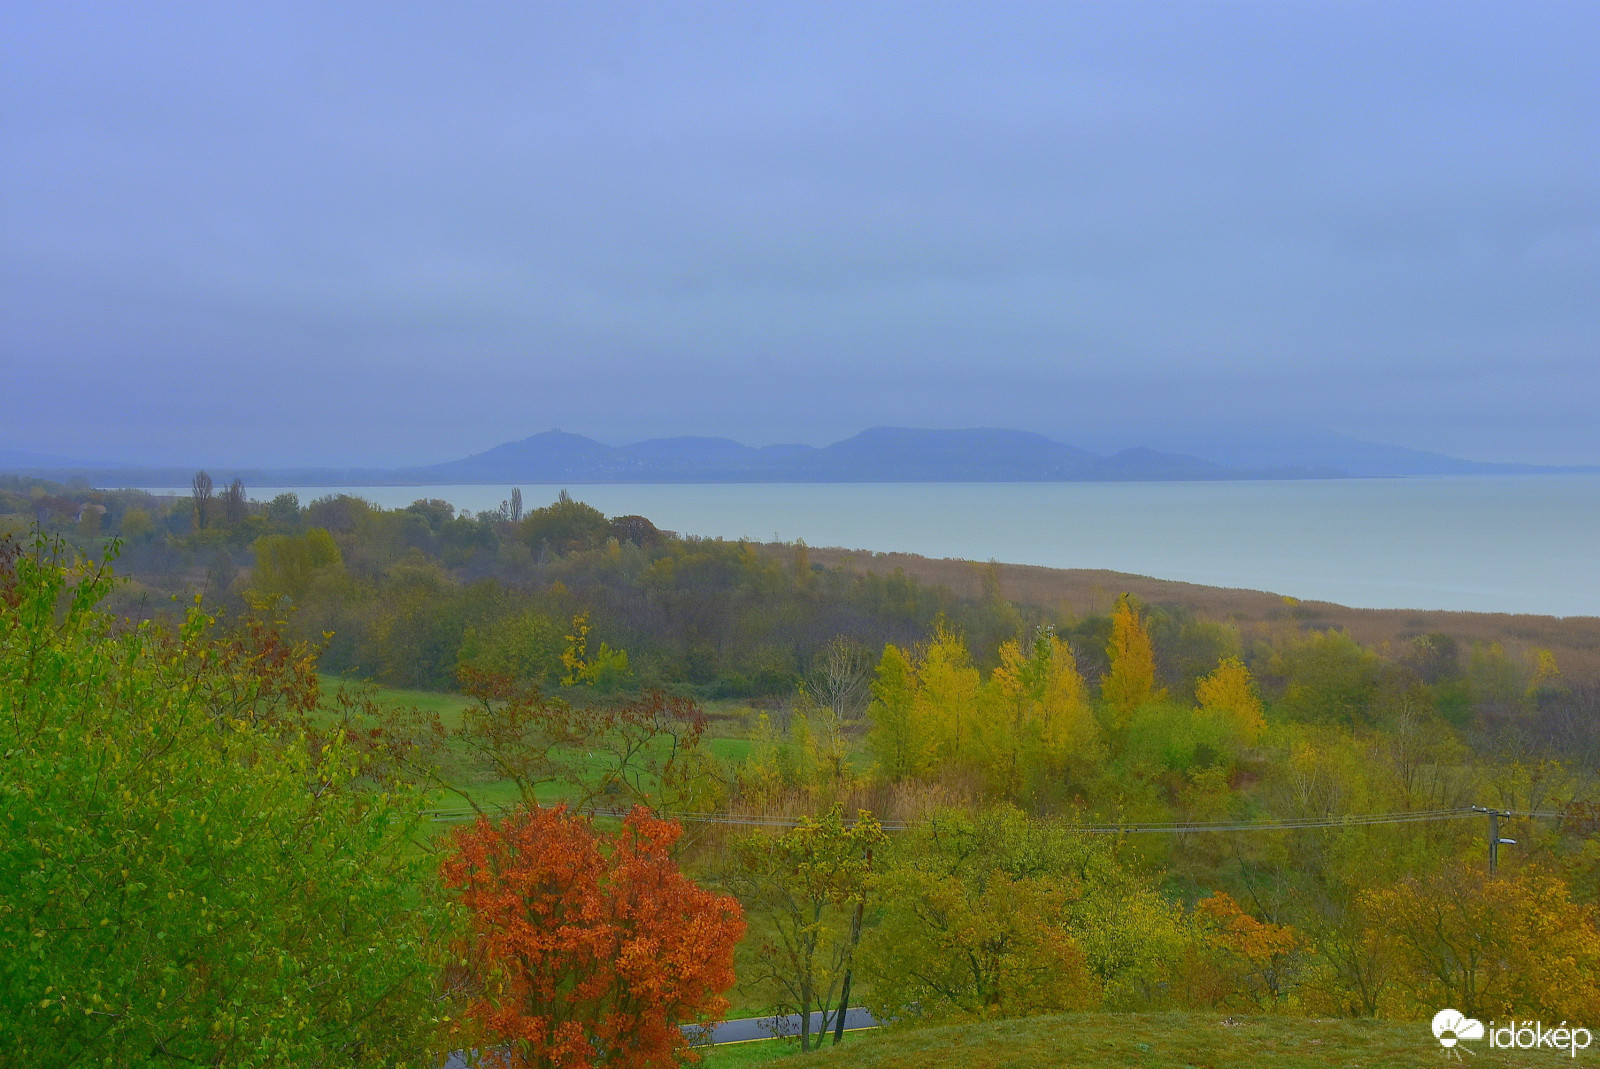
[441,1007,879,1066]
[689,1006,880,1044]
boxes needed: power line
[1037,809,1480,834]
[421,803,1516,835]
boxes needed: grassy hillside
[704,1012,1592,1069]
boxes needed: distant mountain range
[3,427,1593,488]
[411,428,1277,484]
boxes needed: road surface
[441,1007,879,1066]
[689,1007,879,1044]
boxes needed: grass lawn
[319,674,471,710]
[319,673,762,816]
[723,1012,1594,1068]
[700,1037,806,1067]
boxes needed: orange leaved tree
[1190,891,1307,1010]
[441,805,745,1069]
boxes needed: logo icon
[1432,1009,1484,1058]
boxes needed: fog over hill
[6,6,1595,471]
[2,427,1591,489]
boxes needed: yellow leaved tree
[1102,594,1159,727]
[866,643,931,782]
[1362,865,1600,1020]
[1196,656,1268,747]
[915,622,985,774]
[990,628,1101,793]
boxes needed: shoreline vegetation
[5,471,1598,691]
[799,547,1600,681]
[5,474,1599,1065]
[112,475,1600,618]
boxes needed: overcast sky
[3,2,1596,466]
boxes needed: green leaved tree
[729,807,887,1052]
[0,533,455,1067]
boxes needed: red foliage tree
[441,805,745,1069]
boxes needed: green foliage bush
[519,491,611,553]
[1122,701,1237,774]
[1268,630,1383,726]
[860,806,1183,1021]
[0,534,454,1067]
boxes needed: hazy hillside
[0,426,1449,487]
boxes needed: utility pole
[1471,805,1516,874]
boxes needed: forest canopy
[4,480,1600,1065]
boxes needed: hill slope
[11,425,1591,486]
[409,427,1250,483]
[745,1012,1559,1069]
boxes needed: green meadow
[703,1013,1590,1069]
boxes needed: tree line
[4,481,1600,1066]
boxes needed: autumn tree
[869,625,1108,799]
[457,607,567,684]
[609,513,664,548]
[1526,647,1566,706]
[1195,655,1267,747]
[734,712,786,806]
[1298,895,1396,1019]
[1466,640,1523,712]
[860,806,1180,1020]
[1269,629,1382,727]
[989,627,1101,795]
[866,625,1013,790]
[862,861,1091,1022]
[1362,865,1600,1020]
[916,623,984,773]
[561,610,631,690]
[250,526,344,608]
[444,667,594,806]
[730,808,887,1052]
[866,643,928,781]
[117,506,155,541]
[1188,891,1306,1010]
[441,805,744,1069]
[1102,594,1157,725]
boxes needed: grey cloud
[2,1,1596,466]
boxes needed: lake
[149,476,1600,617]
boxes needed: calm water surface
[156,477,1599,617]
